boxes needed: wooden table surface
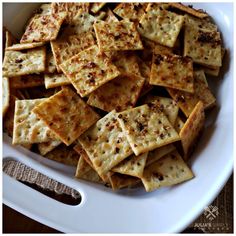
[3,175,233,233]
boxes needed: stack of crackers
[2,3,224,192]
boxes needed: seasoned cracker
[13,99,55,144]
[5,42,45,51]
[59,45,120,97]
[38,140,61,156]
[141,150,194,192]
[184,26,222,67]
[90,3,106,13]
[78,111,133,176]
[33,87,100,146]
[20,12,67,43]
[52,3,90,24]
[94,20,143,51]
[3,77,10,117]
[150,53,194,93]
[138,7,184,47]
[143,95,179,126]
[2,47,46,77]
[117,104,180,156]
[180,101,205,159]
[51,32,95,72]
[113,3,148,22]
[146,144,176,166]
[167,70,216,117]
[10,74,44,89]
[169,3,208,19]
[44,73,70,89]
[112,152,148,178]
[87,73,145,112]
[45,144,80,166]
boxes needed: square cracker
[13,99,55,144]
[75,156,103,183]
[180,101,205,159]
[51,32,95,72]
[45,144,80,166]
[143,95,179,126]
[52,3,90,24]
[184,26,222,67]
[3,77,10,117]
[44,73,70,89]
[59,45,120,97]
[32,87,100,146]
[112,152,148,178]
[146,144,176,166]
[78,110,133,176]
[87,73,145,112]
[10,74,44,89]
[94,20,143,51]
[138,7,184,47]
[113,3,148,22]
[3,94,32,152]
[3,47,46,77]
[20,12,67,43]
[169,3,208,19]
[90,3,106,13]
[141,150,194,192]
[150,53,194,93]
[117,104,180,156]
[167,70,216,117]
[5,42,45,51]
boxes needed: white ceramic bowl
[3,3,234,233]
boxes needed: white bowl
[3,3,234,233]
